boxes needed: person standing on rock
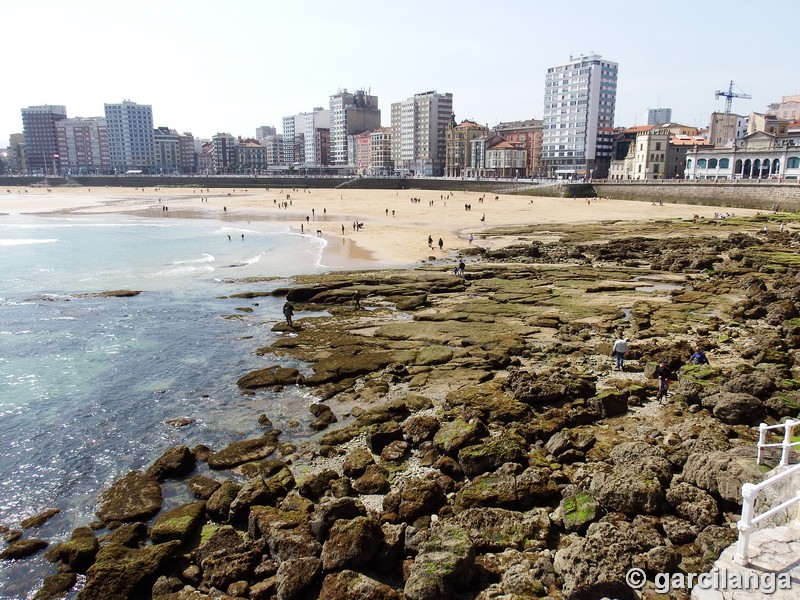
[688,345,709,365]
[655,361,673,402]
[612,337,628,371]
[282,302,295,328]
[353,290,362,310]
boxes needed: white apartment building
[329,89,380,166]
[391,91,453,176]
[371,128,392,176]
[542,54,617,179]
[645,108,672,125]
[154,127,180,173]
[303,108,330,166]
[104,100,155,172]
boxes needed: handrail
[756,419,799,466]
[734,427,800,566]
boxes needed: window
[788,156,800,169]
[708,159,718,169]
[720,158,730,169]
[698,159,707,168]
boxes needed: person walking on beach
[353,291,362,310]
[438,238,444,251]
[282,302,295,328]
[457,260,465,276]
[428,235,433,249]
[612,336,628,371]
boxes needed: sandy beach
[0,184,764,267]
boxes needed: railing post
[735,483,757,565]
[757,423,768,465]
[780,420,795,466]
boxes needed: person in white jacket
[612,337,628,371]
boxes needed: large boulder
[682,448,764,504]
[276,557,322,600]
[310,497,367,541]
[404,523,476,600]
[701,392,765,425]
[150,501,205,544]
[665,482,719,528]
[319,570,401,600]
[45,527,98,573]
[237,366,303,389]
[457,432,528,477]
[79,541,180,600]
[229,465,295,522]
[383,476,446,523]
[550,492,600,534]
[590,442,673,515]
[554,520,665,600]
[432,418,487,456]
[206,480,242,522]
[456,507,550,551]
[146,445,196,481]
[0,538,48,560]
[206,433,279,470]
[320,516,384,571]
[95,470,163,524]
[454,464,559,512]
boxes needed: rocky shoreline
[3,213,800,599]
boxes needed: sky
[1,0,797,145]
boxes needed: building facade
[445,118,487,178]
[262,134,284,166]
[370,128,393,175]
[21,105,67,175]
[767,96,800,121]
[329,89,380,166]
[104,100,155,172]
[303,108,330,166]
[211,133,237,173]
[255,126,277,139]
[153,127,180,173]
[8,133,26,174]
[238,139,267,173]
[708,112,748,147]
[55,117,110,174]
[495,119,543,177]
[542,54,618,179]
[685,128,800,180]
[645,108,672,125]
[391,91,453,176]
[178,132,196,174]
[484,140,528,178]
[353,131,372,174]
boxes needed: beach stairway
[691,421,800,599]
[335,178,359,189]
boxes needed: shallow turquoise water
[0,212,327,598]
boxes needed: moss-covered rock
[150,501,205,544]
[95,470,162,524]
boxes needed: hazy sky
[2,0,796,144]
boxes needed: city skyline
[2,0,795,145]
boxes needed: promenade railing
[734,420,800,566]
[756,419,800,466]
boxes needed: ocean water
[0,211,329,598]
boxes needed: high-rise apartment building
[542,54,617,178]
[178,133,197,174]
[391,91,453,176]
[645,108,672,126]
[282,115,305,164]
[8,133,26,174]
[329,89,380,166]
[104,100,155,172]
[55,117,110,174]
[303,108,330,166]
[255,126,277,139]
[21,105,67,175]
[370,128,392,176]
[211,133,237,173]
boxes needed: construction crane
[715,80,751,115]
[714,81,751,146]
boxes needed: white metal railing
[756,419,800,466]
[734,463,800,565]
